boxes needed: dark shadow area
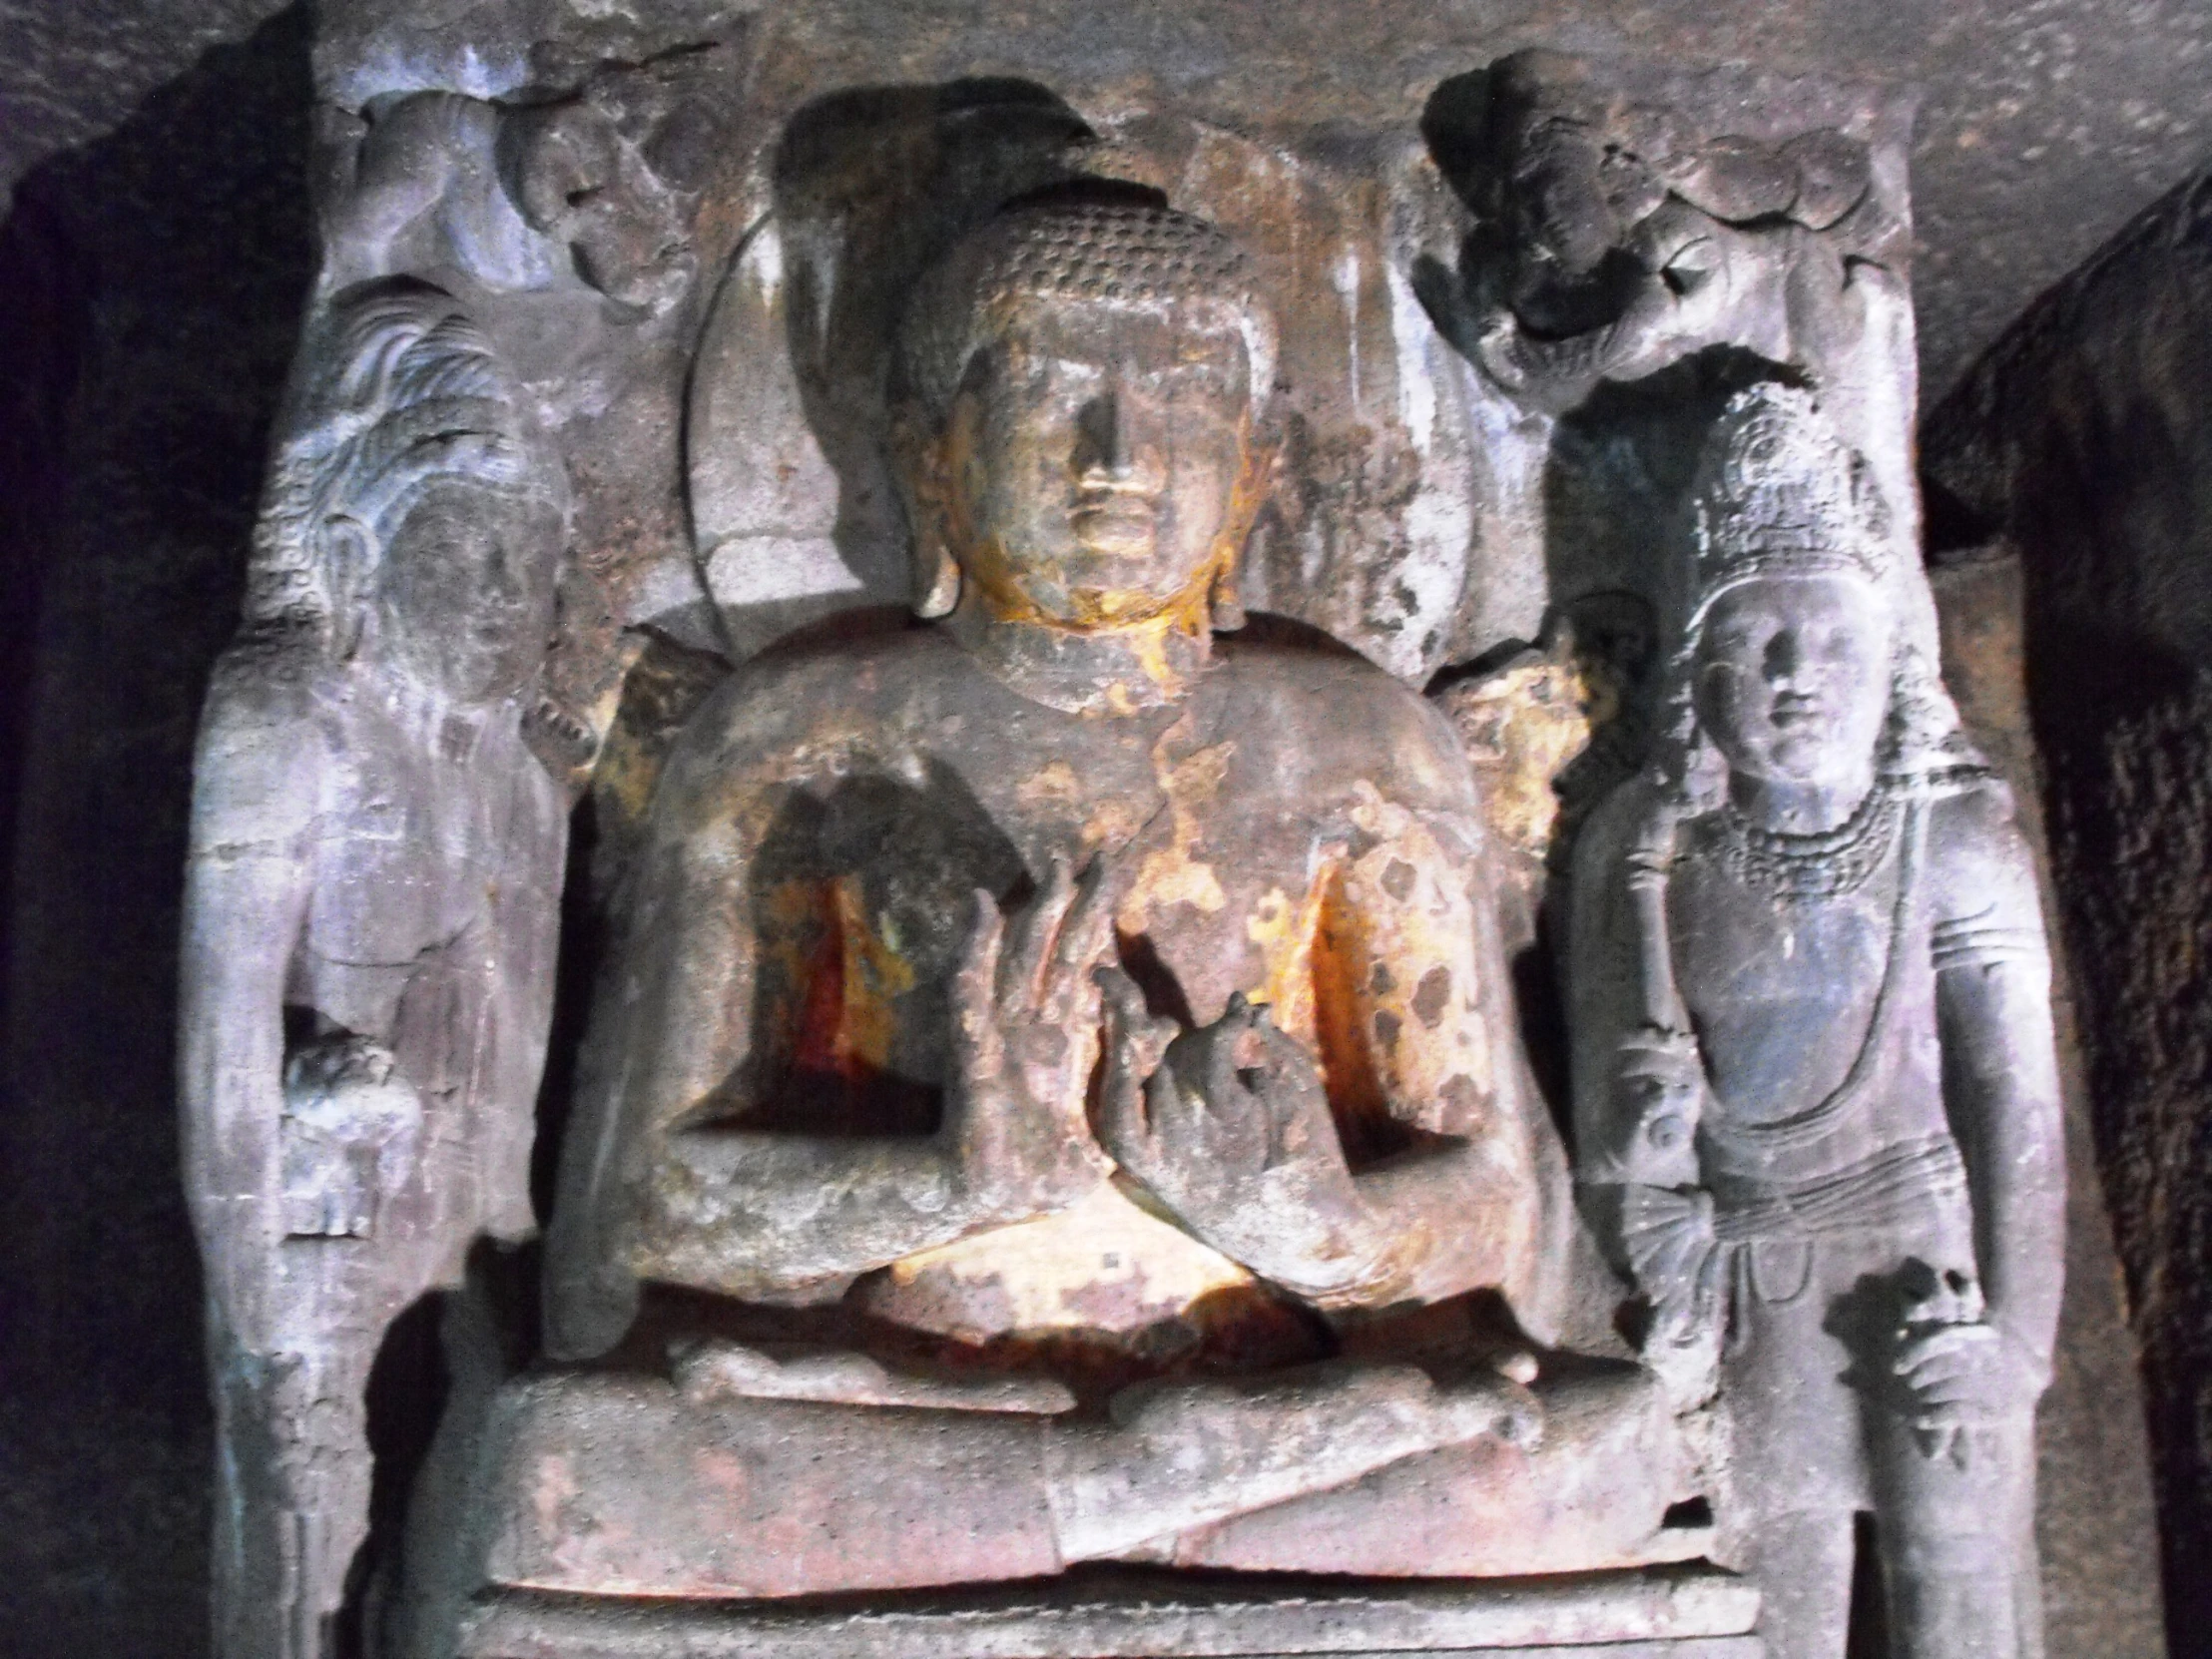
[340,1292,451,1659]
[1846,1511,1891,1659]
[0,8,316,1654]
[1541,346,1804,629]
[1923,176,2212,1645]
[722,759,1027,1136]
[0,194,88,971]
[530,795,605,1227]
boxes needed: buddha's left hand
[1095,974,1398,1303]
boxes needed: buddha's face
[1694,573,1893,789]
[370,478,561,706]
[934,297,1257,629]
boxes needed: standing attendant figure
[180,281,570,1659]
[1569,383,2064,1659]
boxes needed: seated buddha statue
[398,187,1703,1647]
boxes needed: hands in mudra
[1093,968,1398,1303]
[941,852,1392,1299]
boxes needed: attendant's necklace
[1715,778,1903,901]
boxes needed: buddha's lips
[1071,488,1159,552]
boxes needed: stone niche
[176,3,2156,1658]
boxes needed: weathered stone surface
[0,2,2194,1655]
[0,0,291,209]
[300,0,2212,409]
[1924,162,2212,1649]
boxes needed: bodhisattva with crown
[397,191,1704,1644]
[181,281,570,1659]
[1568,385,2064,1659]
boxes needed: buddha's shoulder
[679,619,961,743]
[1210,626,1467,772]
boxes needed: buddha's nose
[1074,379,1159,483]
[1076,388,1131,473]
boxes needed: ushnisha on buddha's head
[891,185,1279,640]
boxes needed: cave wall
[1925,164,2212,1650]
[0,11,314,1651]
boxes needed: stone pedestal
[456,1566,1761,1659]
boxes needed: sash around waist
[1707,1134,1969,1244]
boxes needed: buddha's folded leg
[471,1375,1067,1598]
[462,1363,1534,1600]
[1107,1363,1702,1577]
[1046,1363,1540,1563]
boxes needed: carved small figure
[1570,384,2064,1658]
[179,281,570,1659]
[397,189,1699,1653]
[1431,51,1905,417]
[277,1035,424,1241]
[319,88,697,313]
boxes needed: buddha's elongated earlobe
[914,536,961,618]
[892,405,963,619]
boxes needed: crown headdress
[1688,382,1889,605]
[1648,381,1970,803]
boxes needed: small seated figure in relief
[400,187,1702,1641]
[1568,384,2064,1659]
[180,282,570,1659]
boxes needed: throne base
[454,1565,1762,1659]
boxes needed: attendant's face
[1508,124,1621,280]
[372,480,561,705]
[934,298,1258,629]
[1694,574,1893,788]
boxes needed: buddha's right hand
[944,856,1116,1219]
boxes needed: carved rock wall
[1925,165,2212,1650]
[1928,552,2167,1659]
[0,1,2203,1654]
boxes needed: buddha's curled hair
[244,279,563,651]
[895,189,1280,424]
